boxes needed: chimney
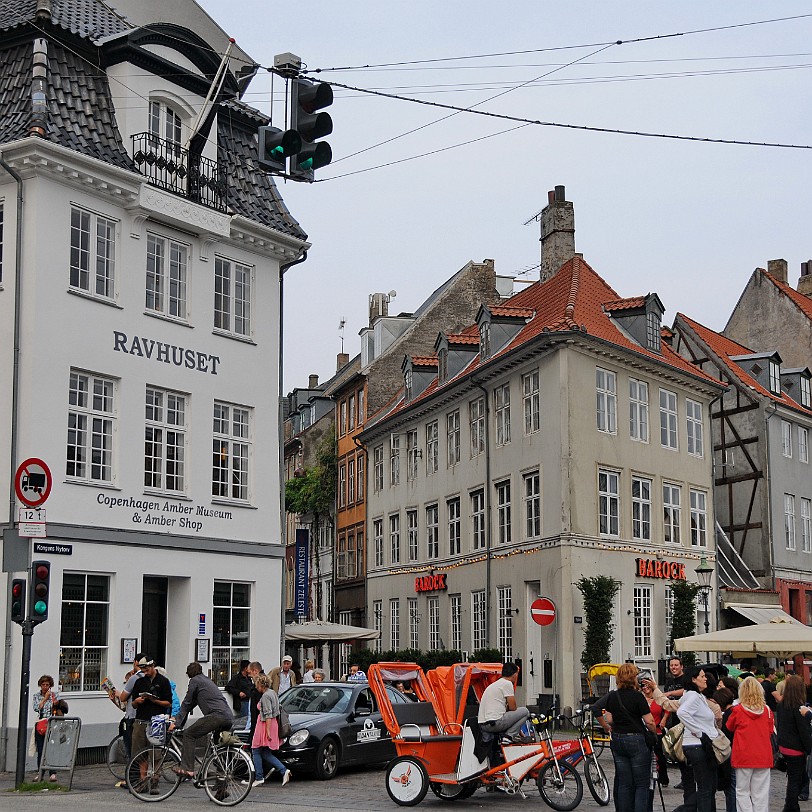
[540,184,575,283]
[308,374,319,389]
[798,261,812,298]
[767,258,788,285]
[336,352,349,371]
[369,291,394,325]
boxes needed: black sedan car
[277,681,410,780]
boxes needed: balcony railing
[132,133,227,212]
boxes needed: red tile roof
[603,296,647,312]
[758,268,812,320]
[411,356,438,367]
[487,305,535,319]
[446,332,479,345]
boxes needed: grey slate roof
[0,0,131,41]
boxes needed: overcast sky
[197,1,812,392]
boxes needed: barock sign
[414,573,447,593]
[635,558,687,581]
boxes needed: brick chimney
[767,258,788,285]
[540,185,575,283]
[336,352,349,371]
[308,374,319,389]
[799,261,812,298]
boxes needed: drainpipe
[0,154,24,771]
[278,250,308,662]
[706,391,723,634]
[473,380,492,648]
[764,402,778,593]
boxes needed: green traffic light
[300,158,314,170]
[34,600,47,615]
[271,146,284,157]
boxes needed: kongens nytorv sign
[113,331,221,375]
[98,493,233,533]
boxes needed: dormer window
[404,369,413,402]
[149,101,182,153]
[802,376,811,409]
[438,348,448,385]
[769,360,781,395]
[646,311,661,353]
[480,322,491,359]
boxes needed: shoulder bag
[267,689,292,739]
[708,731,731,764]
[662,722,686,763]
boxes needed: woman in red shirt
[725,676,774,812]
[641,679,669,787]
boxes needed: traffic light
[30,560,50,625]
[258,126,302,173]
[11,579,26,625]
[289,78,333,182]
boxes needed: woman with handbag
[247,674,292,787]
[32,674,59,782]
[725,676,774,812]
[603,663,657,812]
[648,667,721,812]
[776,674,812,812]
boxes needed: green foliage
[470,648,505,664]
[576,576,621,672]
[353,649,469,673]
[669,580,701,667]
[285,432,337,519]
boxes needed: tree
[669,580,701,666]
[576,576,620,671]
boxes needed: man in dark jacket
[246,661,265,737]
[225,660,252,718]
[171,662,233,777]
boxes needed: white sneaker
[281,770,292,786]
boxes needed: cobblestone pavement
[0,757,801,811]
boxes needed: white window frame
[632,475,652,541]
[634,585,653,658]
[373,601,382,653]
[786,493,797,551]
[769,361,781,395]
[686,399,704,457]
[426,504,439,559]
[374,518,384,567]
[494,383,511,446]
[67,370,116,484]
[802,498,812,554]
[802,377,812,409]
[598,468,620,537]
[799,428,809,464]
[214,256,252,338]
[70,205,116,300]
[665,587,674,649]
[663,482,682,544]
[448,497,461,556]
[390,434,400,486]
[406,429,419,481]
[144,386,186,493]
[783,420,793,458]
[212,401,251,501]
[407,509,419,562]
[408,597,419,649]
[447,410,461,466]
[596,368,617,434]
[523,370,540,435]
[59,573,110,692]
[212,581,251,688]
[472,590,486,651]
[450,594,462,651]
[690,489,708,548]
[498,585,513,660]
[147,232,188,320]
[389,514,401,564]
[428,597,440,651]
[629,378,649,443]
[659,388,678,450]
[347,458,355,504]
[390,599,400,650]
[426,420,439,474]
[470,397,485,457]
[471,489,486,550]
[373,445,384,491]
[524,471,541,539]
[496,480,511,544]
[149,100,182,149]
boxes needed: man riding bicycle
[170,662,233,778]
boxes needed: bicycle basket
[147,715,169,746]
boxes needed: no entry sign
[531,597,556,626]
[15,458,52,508]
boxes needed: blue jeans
[251,747,286,780]
[680,744,717,812]
[610,734,651,812]
[724,767,736,812]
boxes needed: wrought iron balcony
[132,133,227,212]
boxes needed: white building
[0,0,307,766]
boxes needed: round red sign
[15,458,52,507]
[531,597,556,626]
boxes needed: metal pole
[15,618,33,787]
[703,588,710,663]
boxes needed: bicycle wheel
[107,734,128,780]
[386,756,429,806]
[126,746,182,802]
[584,755,610,806]
[429,780,477,800]
[536,759,583,812]
[201,745,253,806]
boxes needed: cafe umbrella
[674,616,812,659]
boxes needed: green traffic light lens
[300,158,314,170]
[34,600,47,615]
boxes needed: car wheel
[314,737,340,780]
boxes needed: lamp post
[695,556,714,661]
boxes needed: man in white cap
[269,655,297,694]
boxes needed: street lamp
[695,556,714,639]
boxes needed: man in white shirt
[477,663,530,740]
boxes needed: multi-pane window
[524,471,541,538]
[660,389,678,449]
[347,530,358,580]
[407,509,419,561]
[479,321,491,358]
[665,587,674,649]
[59,573,109,692]
[212,581,250,688]
[596,368,617,433]
[633,585,652,658]
[347,459,356,504]
[802,498,812,553]
[336,533,348,580]
[348,394,355,431]
[357,389,365,424]
[338,611,352,676]
[214,256,252,337]
[447,410,461,466]
[149,100,181,149]
[390,599,400,649]
[769,361,781,395]
[69,206,116,299]
[390,434,400,485]
[408,598,419,649]
[632,476,652,541]
[629,379,649,442]
[470,397,485,457]
[598,469,620,537]
[498,586,513,660]
[799,428,809,464]
[802,377,812,409]
[472,590,486,651]
[144,387,186,492]
[426,421,439,474]
[450,594,462,651]
[496,480,511,544]
[786,494,797,550]
[356,455,365,503]
[438,348,448,384]
[373,445,384,491]
[690,489,707,548]
[471,489,486,550]
[338,464,346,508]
[212,401,250,501]
[374,519,384,567]
[783,421,793,458]
[389,514,401,564]
[67,370,115,483]
[147,233,188,319]
[406,430,419,481]
[663,483,682,544]
[373,601,382,653]
[339,401,347,437]
[523,370,540,435]
[426,504,439,559]
[448,497,461,555]
[646,312,661,352]
[686,399,703,457]
[404,370,413,402]
[494,384,511,446]
[428,597,440,651]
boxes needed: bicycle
[126,727,253,806]
[108,730,183,780]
